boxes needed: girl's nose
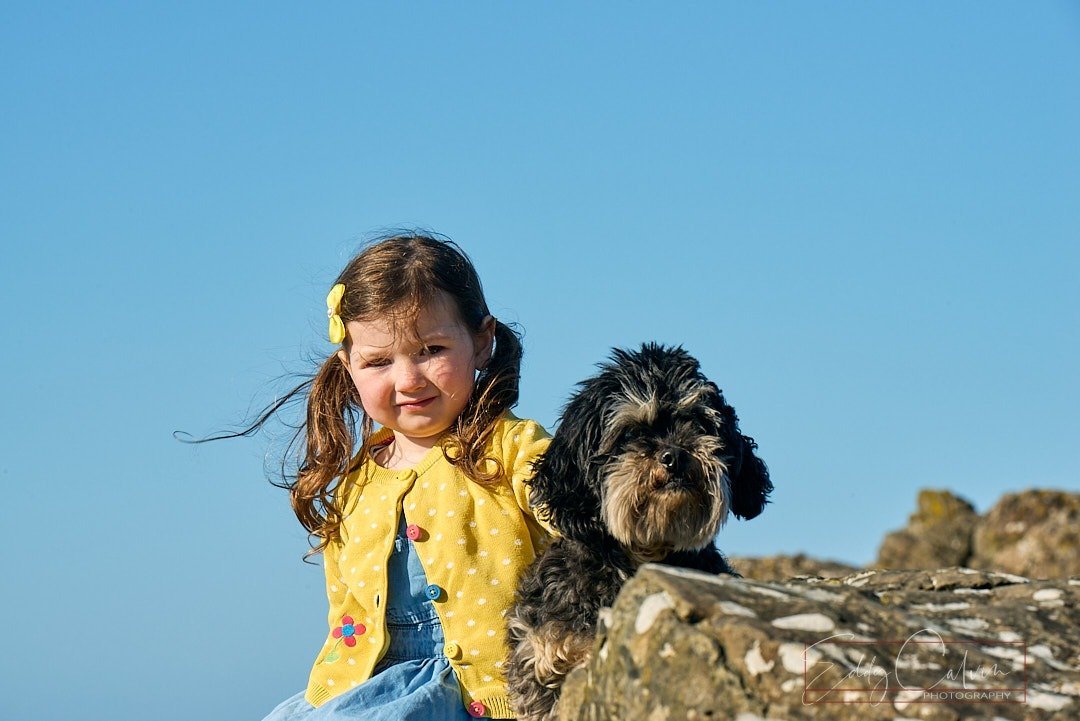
[393,359,426,391]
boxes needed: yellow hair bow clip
[326,283,346,344]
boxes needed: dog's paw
[508,617,592,721]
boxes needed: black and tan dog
[506,343,772,721]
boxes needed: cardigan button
[406,524,423,541]
[424,584,444,601]
[467,700,486,718]
[443,642,461,659]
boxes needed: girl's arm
[314,537,353,661]
[505,418,558,543]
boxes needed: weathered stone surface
[557,564,1080,721]
[875,489,979,570]
[971,490,1080,580]
[875,489,1080,580]
[731,554,858,581]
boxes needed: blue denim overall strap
[373,515,446,668]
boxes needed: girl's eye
[362,357,390,368]
[420,345,446,356]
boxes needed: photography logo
[802,630,1027,706]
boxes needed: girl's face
[336,292,494,452]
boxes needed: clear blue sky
[2,3,1078,720]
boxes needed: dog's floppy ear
[706,382,773,521]
[729,432,772,520]
[527,378,609,540]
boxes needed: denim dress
[260,517,491,721]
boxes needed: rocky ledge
[876,489,1080,579]
[557,565,1079,721]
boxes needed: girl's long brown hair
[188,233,523,559]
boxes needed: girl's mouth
[398,397,436,410]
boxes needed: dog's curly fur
[506,344,773,721]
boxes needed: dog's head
[529,343,772,558]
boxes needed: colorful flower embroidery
[323,615,366,664]
[333,615,364,646]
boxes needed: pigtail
[293,353,366,556]
[449,319,523,484]
[175,353,363,560]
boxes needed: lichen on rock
[557,564,1080,721]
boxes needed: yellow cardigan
[304,415,552,718]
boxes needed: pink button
[467,701,486,718]
[406,524,422,541]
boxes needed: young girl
[257,234,553,721]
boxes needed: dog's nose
[659,448,684,472]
